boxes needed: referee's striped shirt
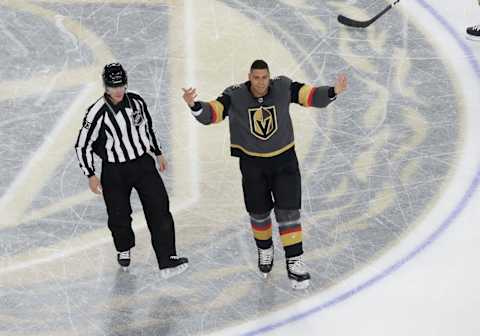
[75,91,162,177]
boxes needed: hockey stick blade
[337,0,400,29]
[337,14,373,28]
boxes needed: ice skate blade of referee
[160,256,189,279]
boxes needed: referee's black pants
[101,153,176,268]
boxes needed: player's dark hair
[250,59,269,72]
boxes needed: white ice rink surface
[1,0,480,335]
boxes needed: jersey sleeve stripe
[307,87,317,107]
[209,100,224,123]
[298,84,315,107]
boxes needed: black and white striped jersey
[75,91,162,177]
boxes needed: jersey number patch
[248,106,278,140]
[83,119,91,130]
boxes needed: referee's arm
[74,107,103,178]
[141,99,163,156]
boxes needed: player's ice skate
[257,246,274,278]
[466,25,480,41]
[286,255,310,290]
[160,256,189,279]
[117,250,131,271]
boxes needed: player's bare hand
[182,87,198,107]
[334,74,348,95]
[157,154,167,172]
[88,175,102,194]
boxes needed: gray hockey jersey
[191,76,336,158]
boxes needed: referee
[75,63,188,278]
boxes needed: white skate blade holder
[160,263,189,279]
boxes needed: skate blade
[466,34,480,41]
[160,263,189,279]
[120,266,129,272]
[262,272,270,279]
[291,279,310,290]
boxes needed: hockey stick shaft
[338,0,401,28]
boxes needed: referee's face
[106,85,126,104]
[249,69,270,98]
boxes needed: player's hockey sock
[275,208,303,258]
[249,212,272,249]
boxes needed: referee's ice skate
[117,250,131,271]
[160,256,189,279]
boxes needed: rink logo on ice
[248,105,278,140]
[0,1,462,334]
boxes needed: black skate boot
[117,250,131,271]
[286,255,310,290]
[466,25,480,41]
[160,256,189,279]
[257,246,274,278]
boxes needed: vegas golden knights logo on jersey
[248,106,278,140]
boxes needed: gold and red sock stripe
[279,223,302,246]
[250,216,272,241]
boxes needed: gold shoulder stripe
[298,84,315,107]
[209,100,224,123]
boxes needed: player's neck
[251,90,266,98]
[249,86,268,98]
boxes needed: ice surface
[0,1,462,335]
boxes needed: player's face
[106,85,126,104]
[249,69,270,97]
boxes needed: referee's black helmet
[102,63,128,87]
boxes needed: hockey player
[75,63,188,278]
[182,60,347,289]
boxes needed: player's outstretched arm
[182,87,229,125]
[182,87,198,108]
[291,74,347,108]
